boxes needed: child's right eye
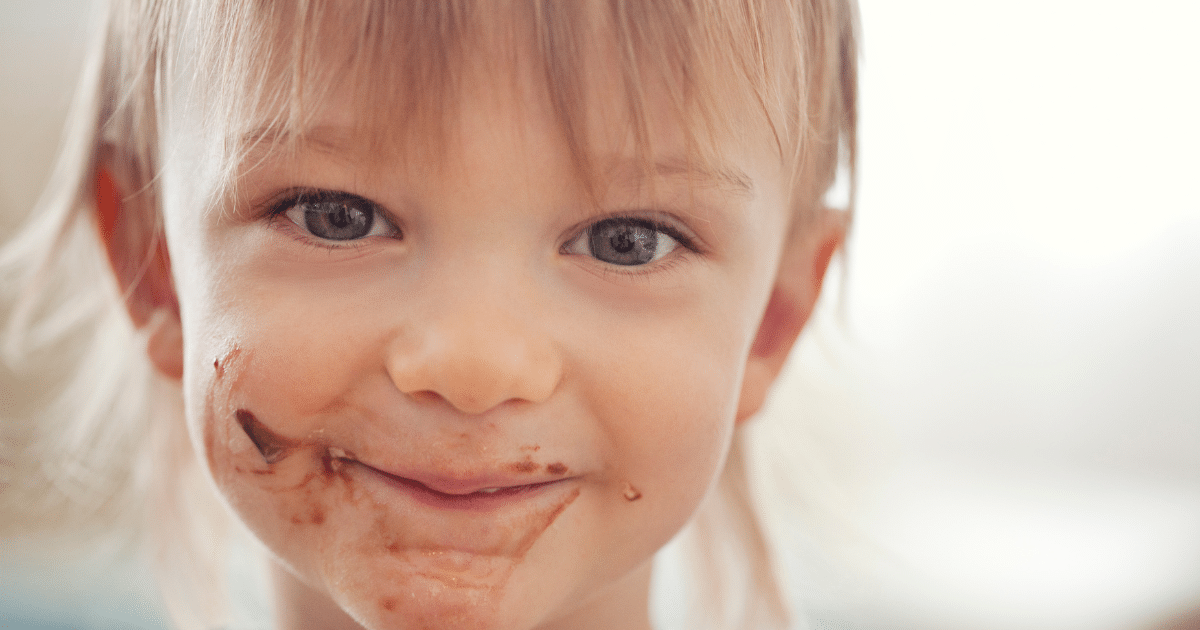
[273,190,399,242]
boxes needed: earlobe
[95,161,183,381]
[735,213,844,423]
[145,308,185,380]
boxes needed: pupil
[329,206,353,229]
[610,231,636,254]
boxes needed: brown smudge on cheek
[278,452,361,529]
[505,460,538,474]
[380,598,396,612]
[504,456,568,475]
[211,346,241,381]
[225,406,356,530]
[237,408,300,465]
[505,486,581,559]
[233,465,276,477]
[321,446,356,484]
[203,347,246,478]
[623,482,642,502]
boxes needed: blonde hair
[1,1,858,628]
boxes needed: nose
[385,290,563,415]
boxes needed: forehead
[194,0,791,200]
[238,75,762,211]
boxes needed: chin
[325,560,554,630]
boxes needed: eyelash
[264,188,398,250]
[560,213,701,276]
[261,188,703,273]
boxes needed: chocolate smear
[236,409,299,465]
[506,460,538,473]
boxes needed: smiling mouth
[325,449,574,512]
[366,465,571,511]
[376,469,564,499]
[235,408,576,518]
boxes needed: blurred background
[2,0,1198,629]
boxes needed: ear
[735,211,845,423]
[95,158,184,380]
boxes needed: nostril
[400,385,501,416]
[406,390,447,406]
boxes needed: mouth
[331,451,576,513]
[228,410,581,559]
[371,466,568,510]
[333,450,582,557]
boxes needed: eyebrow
[239,125,354,158]
[607,156,756,201]
[239,125,756,200]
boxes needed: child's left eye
[275,191,397,242]
[562,217,684,266]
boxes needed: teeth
[477,488,500,494]
[327,447,348,460]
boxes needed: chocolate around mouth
[237,409,299,464]
[229,406,587,612]
[234,408,572,484]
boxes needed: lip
[351,459,577,513]
[309,448,585,557]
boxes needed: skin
[100,35,843,630]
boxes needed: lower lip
[358,463,572,513]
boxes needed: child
[1,1,858,629]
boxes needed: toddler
[1,1,858,629]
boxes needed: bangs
[168,0,855,212]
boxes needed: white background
[2,1,1199,629]
[808,1,1200,628]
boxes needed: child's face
[145,47,829,630]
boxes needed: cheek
[577,301,749,537]
[182,275,393,445]
[194,346,347,567]
[600,357,736,470]
[181,326,383,616]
